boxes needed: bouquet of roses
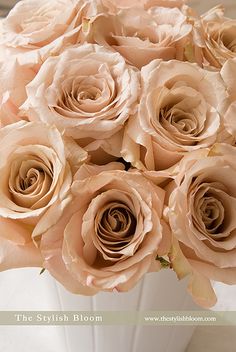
[0,0,236,308]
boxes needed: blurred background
[1,0,236,17]
[0,0,17,17]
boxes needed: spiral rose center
[20,168,43,190]
[77,88,101,102]
[221,27,236,52]
[54,71,112,117]
[94,202,137,261]
[193,184,227,239]
[157,91,203,146]
[9,155,54,209]
[199,196,224,233]
[161,105,197,134]
[60,85,101,108]
[101,206,136,235]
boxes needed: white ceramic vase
[0,267,198,352]
[56,269,198,352]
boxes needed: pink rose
[40,163,171,294]
[167,144,236,307]
[85,6,191,68]
[0,0,99,65]
[21,44,140,163]
[197,5,236,68]
[0,121,87,270]
[122,59,227,171]
[174,6,216,68]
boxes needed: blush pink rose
[196,5,236,69]
[0,121,87,270]
[122,59,227,171]
[174,6,217,68]
[21,44,140,163]
[85,6,192,68]
[40,163,171,294]
[167,144,236,307]
[0,0,99,65]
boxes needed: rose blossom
[0,120,88,271]
[40,163,171,294]
[167,144,236,307]
[175,6,217,68]
[122,59,226,171]
[21,44,140,163]
[166,5,236,70]
[198,5,236,68]
[85,5,192,68]
[0,0,99,65]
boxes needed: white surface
[1,268,235,352]
[186,282,236,352]
[0,268,68,352]
[187,325,236,352]
[190,0,236,17]
[0,268,198,352]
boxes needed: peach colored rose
[40,163,171,294]
[0,59,37,126]
[197,5,236,68]
[0,120,88,271]
[21,44,140,163]
[0,0,99,65]
[166,5,235,70]
[175,6,217,68]
[85,6,192,68]
[122,59,227,171]
[167,144,236,307]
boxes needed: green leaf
[156,255,171,269]
[39,268,46,275]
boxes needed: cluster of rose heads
[0,0,236,308]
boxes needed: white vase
[55,269,198,352]
[0,267,197,352]
[0,268,68,352]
